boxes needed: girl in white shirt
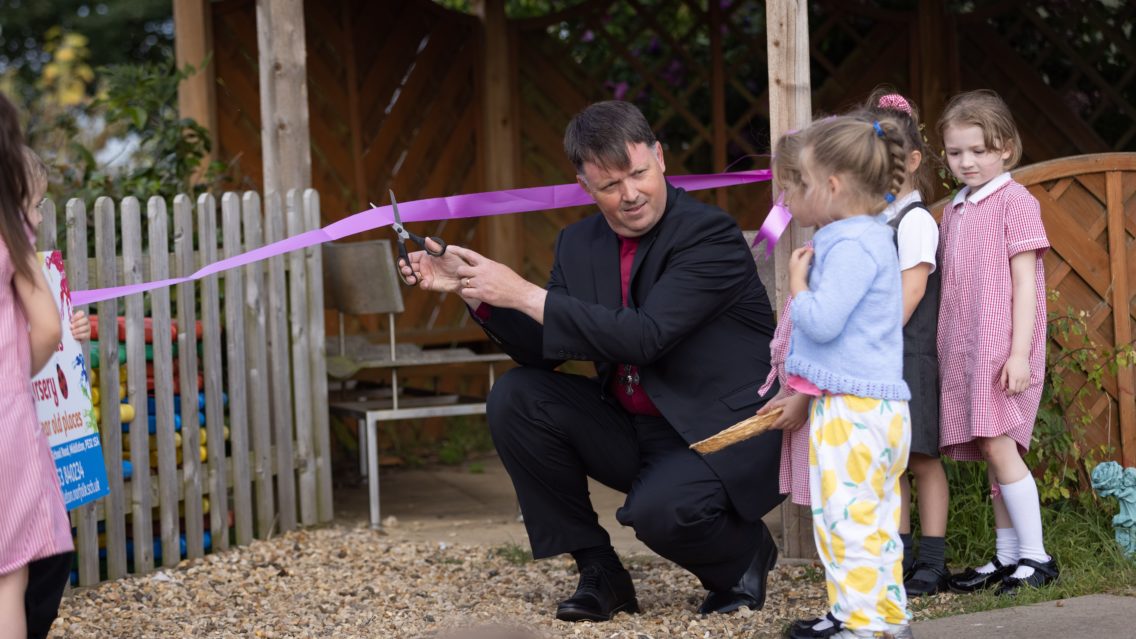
[863,91,949,598]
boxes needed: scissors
[378,189,447,286]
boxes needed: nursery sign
[32,250,109,510]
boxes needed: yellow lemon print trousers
[809,394,911,635]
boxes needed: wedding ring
[463,278,470,288]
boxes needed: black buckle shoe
[904,561,950,597]
[555,565,640,622]
[948,557,1013,593]
[698,521,779,614]
[785,612,843,638]
[995,557,1059,596]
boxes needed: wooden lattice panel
[1012,154,1136,464]
[514,0,780,282]
[213,0,487,344]
[209,0,1136,352]
[970,1,1136,151]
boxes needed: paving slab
[911,594,1136,639]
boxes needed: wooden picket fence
[34,189,332,586]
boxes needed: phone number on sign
[57,461,85,484]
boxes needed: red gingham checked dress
[0,232,73,575]
[937,174,1050,461]
[760,252,811,507]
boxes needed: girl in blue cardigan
[776,115,913,639]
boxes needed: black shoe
[995,557,1059,596]
[698,521,779,614]
[555,565,640,622]
[948,557,1014,593]
[904,561,950,597]
[785,612,843,638]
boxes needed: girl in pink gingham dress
[756,131,813,507]
[0,93,73,636]
[937,90,1057,596]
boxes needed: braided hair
[861,88,933,195]
[800,115,907,214]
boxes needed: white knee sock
[977,526,1018,574]
[999,474,1049,578]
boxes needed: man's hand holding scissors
[399,238,466,292]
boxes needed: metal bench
[322,239,510,529]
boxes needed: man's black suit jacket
[477,181,783,521]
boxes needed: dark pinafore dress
[889,202,942,458]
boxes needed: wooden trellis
[1010,153,1136,466]
[207,0,1135,346]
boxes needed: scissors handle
[421,235,447,257]
[395,239,416,287]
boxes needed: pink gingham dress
[759,250,812,507]
[0,232,73,575]
[937,174,1049,461]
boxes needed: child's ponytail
[0,92,35,281]
[801,115,909,213]
[862,88,933,195]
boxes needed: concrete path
[912,594,1136,638]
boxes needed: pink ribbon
[752,194,792,257]
[71,170,772,305]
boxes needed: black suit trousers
[25,551,73,639]
[487,367,761,592]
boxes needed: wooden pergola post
[173,0,218,176]
[256,0,313,198]
[474,0,524,272]
[916,0,953,167]
[767,0,815,559]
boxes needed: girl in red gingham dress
[757,131,814,508]
[0,93,72,638]
[937,90,1058,595]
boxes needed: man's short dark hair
[564,101,657,174]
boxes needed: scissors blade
[389,189,402,225]
[377,193,410,239]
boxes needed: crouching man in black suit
[400,101,784,621]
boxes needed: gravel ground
[55,525,960,638]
